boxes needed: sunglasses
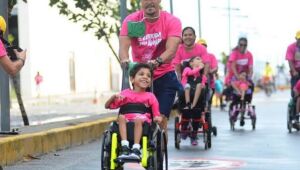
[239,43,247,47]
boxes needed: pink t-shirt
[120,10,182,79]
[294,80,300,93]
[108,89,160,122]
[229,50,253,74]
[173,44,209,66]
[286,42,300,71]
[0,40,7,58]
[234,80,249,91]
[207,53,217,88]
[181,67,202,86]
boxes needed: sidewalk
[9,91,117,127]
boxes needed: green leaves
[49,0,140,63]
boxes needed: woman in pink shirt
[0,16,26,76]
[286,30,300,96]
[105,63,162,160]
[228,37,254,110]
[173,27,209,83]
[229,37,253,83]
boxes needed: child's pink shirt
[181,67,202,86]
[108,89,160,122]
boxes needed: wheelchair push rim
[101,131,111,170]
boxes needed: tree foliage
[49,0,140,64]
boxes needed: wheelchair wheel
[251,106,256,130]
[251,117,256,130]
[155,129,168,170]
[174,116,180,150]
[212,126,217,136]
[204,112,212,149]
[101,131,111,170]
[287,106,293,133]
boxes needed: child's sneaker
[130,148,141,160]
[191,138,198,146]
[118,145,130,159]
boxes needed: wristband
[155,57,163,66]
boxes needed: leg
[184,88,191,107]
[241,90,245,101]
[133,118,143,145]
[153,72,179,143]
[191,83,202,108]
[118,115,130,158]
[118,115,127,141]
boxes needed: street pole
[120,0,127,23]
[0,0,11,131]
[170,0,173,14]
[228,0,231,54]
[197,0,201,38]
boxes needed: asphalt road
[5,90,300,170]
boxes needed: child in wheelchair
[179,56,207,145]
[181,56,206,109]
[105,63,162,160]
[231,72,251,101]
[229,72,255,128]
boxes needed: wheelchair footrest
[115,156,141,164]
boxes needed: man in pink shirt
[0,16,26,76]
[119,0,182,134]
[286,30,300,96]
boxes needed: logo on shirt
[236,59,248,65]
[138,32,162,46]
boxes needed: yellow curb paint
[0,117,116,166]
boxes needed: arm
[104,94,117,109]
[210,67,218,74]
[175,64,182,80]
[0,50,26,76]
[119,36,131,64]
[289,60,298,76]
[248,66,253,79]
[231,61,239,78]
[160,37,181,63]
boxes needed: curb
[0,117,116,166]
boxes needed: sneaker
[191,138,198,146]
[130,148,141,160]
[118,145,130,159]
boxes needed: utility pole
[197,0,201,37]
[228,0,232,53]
[170,0,173,14]
[0,0,11,132]
[120,0,127,23]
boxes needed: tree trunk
[11,75,29,126]
[104,34,120,65]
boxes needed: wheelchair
[228,87,256,131]
[101,103,168,170]
[287,98,300,133]
[174,75,217,150]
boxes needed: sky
[161,0,300,69]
